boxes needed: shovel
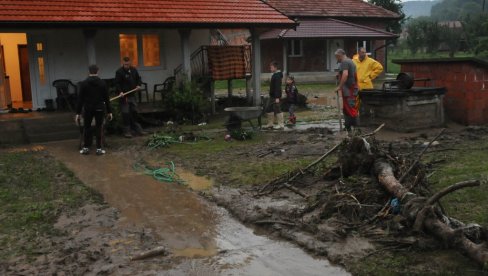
[335,74,343,132]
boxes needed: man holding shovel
[334,49,359,133]
[115,57,146,138]
[76,65,113,155]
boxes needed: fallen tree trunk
[373,159,488,267]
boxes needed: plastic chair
[138,82,149,103]
[52,79,78,111]
[153,77,175,103]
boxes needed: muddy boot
[274,113,285,130]
[133,122,148,136]
[123,127,133,138]
[265,112,274,129]
[288,116,296,125]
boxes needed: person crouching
[285,75,298,125]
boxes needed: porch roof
[0,0,295,28]
[260,18,398,40]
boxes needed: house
[258,0,400,81]
[0,0,295,111]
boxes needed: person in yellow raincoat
[353,47,384,110]
[353,47,384,90]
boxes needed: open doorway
[0,33,31,109]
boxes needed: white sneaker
[80,147,89,155]
[96,148,106,156]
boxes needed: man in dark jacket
[115,57,146,138]
[265,61,284,129]
[76,65,113,155]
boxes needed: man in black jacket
[265,61,284,129]
[115,57,146,138]
[76,65,113,155]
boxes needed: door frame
[17,44,32,102]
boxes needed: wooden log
[374,159,488,266]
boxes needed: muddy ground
[2,117,488,275]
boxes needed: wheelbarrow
[224,106,263,130]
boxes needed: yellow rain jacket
[353,55,384,90]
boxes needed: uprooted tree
[257,127,488,267]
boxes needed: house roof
[260,18,398,40]
[265,0,399,19]
[0,0,295,27]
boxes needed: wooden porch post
[282,40,288,76]
[179,29,192,81]
[83,29,97,65]
[250,28,261,106]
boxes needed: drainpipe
[374,40,394,73]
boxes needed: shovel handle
[110,87,139,102]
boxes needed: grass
[0,150,102,259]
[387,49,474,74]
[427,141,488,225]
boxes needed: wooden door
[0,43,6,108]
[18,45,32,102]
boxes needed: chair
[153,77,175,103]
[52,79,78,111]
[138,82,149,103]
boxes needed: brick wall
[398,59,488,125]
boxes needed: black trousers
[83,109,104,148]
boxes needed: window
[142,34,161,67]
[36,43,43,52]
[356,40,372,55]
[119,34,162,67]
[37,57,46,85]
[288,40,303,57]
[119,34,139,66]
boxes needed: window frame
[119,33,164,70]
[288,40,303,57]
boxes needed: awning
[261,18,398,40]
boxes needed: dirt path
[46,140,348,275]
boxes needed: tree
[440,26,464,57]
[406,20,424,55]
[431,0,484,21]
[368,0,406,34]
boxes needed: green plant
[163,78,210,124]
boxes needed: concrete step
[27,129,81,143]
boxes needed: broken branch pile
[253,128,488,267]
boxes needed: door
[18,45,32,102]
[0,42,6,109]
[328,39,344,71]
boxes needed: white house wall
[26,28,210,109]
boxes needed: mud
[24,140,348,275]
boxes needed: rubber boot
[265,112,274,129]
[274,113,285,130]
[133,122,148,136]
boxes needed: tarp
[207,46,250,81]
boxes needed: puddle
[288,119,342,132]
[8,145,46,153]
[178,169,214,191]
[45,140,349,275]
[173,247,218,258]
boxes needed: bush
[163,79,210,124]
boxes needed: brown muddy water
[46,140,348,275]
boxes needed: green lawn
[387,49,474,74]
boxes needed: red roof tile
[265,0,399,19]
[260,18,398,39]
[0,0,295,27]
